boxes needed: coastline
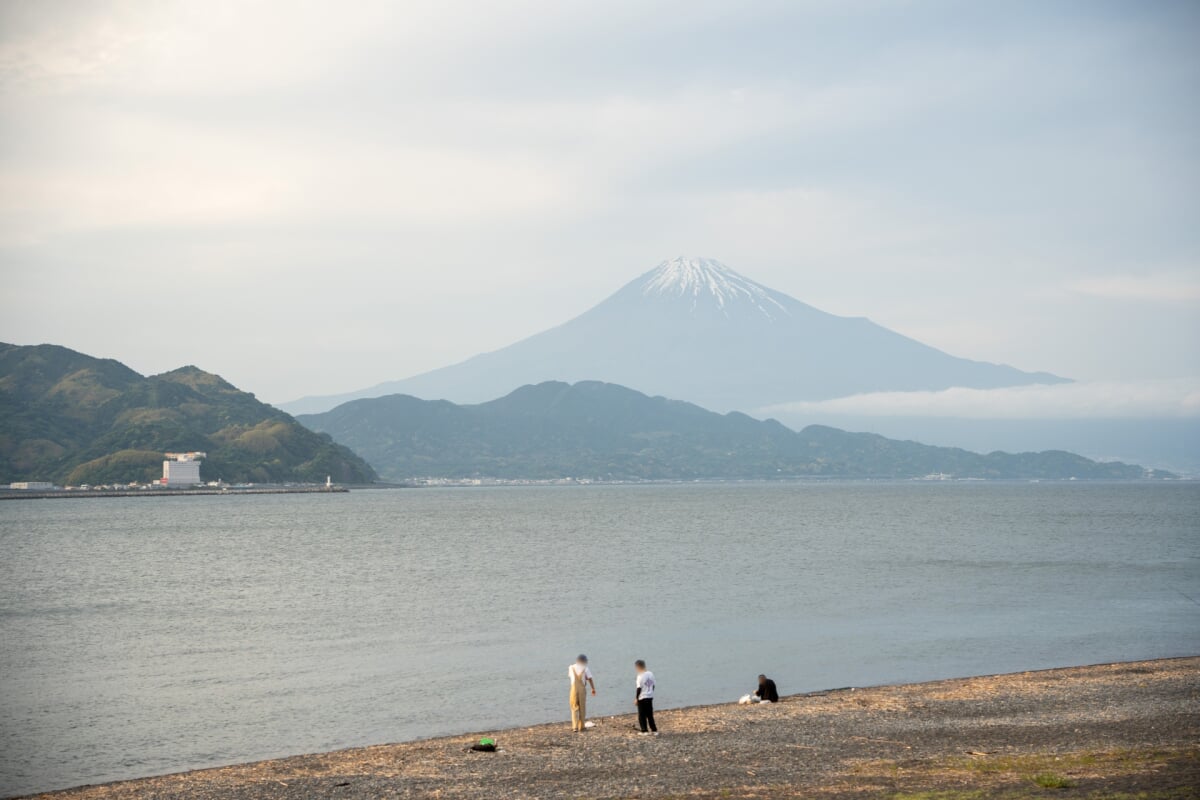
[22,656,1199,800]
[0,487,349,501]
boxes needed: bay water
[1,482,1197,796]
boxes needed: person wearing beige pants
[569,654,596,732]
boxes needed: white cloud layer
[760,379,1200,420]
[1067,272,1200,305]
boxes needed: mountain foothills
[0,343,376,485]
[298,381,1168,482]
[281,257,1068,415]
[0,343,1172,486]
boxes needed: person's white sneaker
[652,732,659,736]
[638,731,650,735]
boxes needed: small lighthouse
[326,475,332,489]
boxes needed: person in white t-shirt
[634,659,658,734]
[568,654,596,732]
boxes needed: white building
[9,481,54,490]
[162,452,205,486]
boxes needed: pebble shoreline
[24,657,1200,800]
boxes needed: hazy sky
[1,0,1197,407]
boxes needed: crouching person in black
[754,674,779,703]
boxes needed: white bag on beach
[738,694,753,704]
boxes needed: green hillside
[298,380,1171,482]
[0,343,377,485]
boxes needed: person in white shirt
[568,654,596,732]
[634,659,658,734]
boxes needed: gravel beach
[26,657,1199,800]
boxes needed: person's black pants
[637,698,657,732]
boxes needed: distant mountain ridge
[297,380,1164,481]
[0,343,376,485]
[280,257,1067,415]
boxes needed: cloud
[760,379,1200,420]
[1,1,1198,401]
[1067,273,1200,305]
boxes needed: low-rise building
[162,452,206,486]
[8,481,55,490]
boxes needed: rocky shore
[28,657,1199,800]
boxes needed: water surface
[1,482,1197,796]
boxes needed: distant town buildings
[161,452,205,486]
[8,481,55,490]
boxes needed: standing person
[569,654,596,732]
[634,659,658,735]
[754,674,780,703]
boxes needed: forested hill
[298,380,1169,482]
[0,343,376,485]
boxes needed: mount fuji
[281,257,1067,415]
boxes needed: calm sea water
[1,482,1197,796]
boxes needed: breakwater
[0,486,349,501]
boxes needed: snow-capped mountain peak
[640,256,789,318]
[280,255,1067,416]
